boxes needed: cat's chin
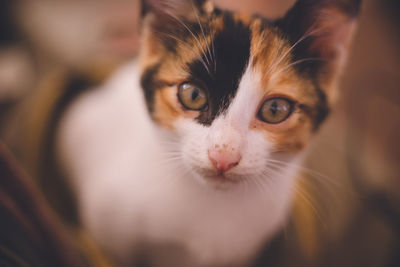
[200,173,243,190]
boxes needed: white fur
[57,60,300,266]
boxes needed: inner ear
[277,0,361,101]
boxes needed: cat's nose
[208,147,241,173]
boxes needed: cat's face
[140,0,360,188]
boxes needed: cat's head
[139,0,360,189]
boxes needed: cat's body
[56,0,361,266]
[58,60,298,266]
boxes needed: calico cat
[56,0,361,266]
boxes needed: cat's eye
[258,98,293,124]
[178,83,207,111]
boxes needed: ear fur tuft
[278,0,362,101]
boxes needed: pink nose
[208,148,241,173]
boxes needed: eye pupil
[178,83,208,111]
[191,89,199,101]
[259,98,293,124]
[269,101,278,116]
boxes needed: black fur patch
[187,12,251,126]
[298,83,330,131]
[312,85,330,130]
[140,63,162,113]
[276,0,362,76]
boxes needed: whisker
[162,9,212,73]
[270,57,324,79]
[210,25,216,72]
[254,175,279,207]
[155,31,210,74]
[158,157,183,166]
[265,159,340,188]
[292,184,326,228]
[265,27,322,77]
[256,160,325,225]
[190,0,214,68]
[264,160,344,220]
[159,150,181,155]
[250,175,264,194]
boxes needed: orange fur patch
[249,25,322,153]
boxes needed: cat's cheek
[173,118,211,169]
[231,131,272,177]
[152,87,199,129]
[152,89,179,129]
[250,114,313,154]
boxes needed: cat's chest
[84,152,276,266]
[57,61,290,266]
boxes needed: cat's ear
[278,0,361,102]
[139,0,215,64]
[141,0,214,21]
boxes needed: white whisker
[265,159,340,188]
[155,31,211,74]
[265,27,322,77]
[292,184,326,227]
[163,9,212,74]
[270,57,324,79]
[190,0,214,68]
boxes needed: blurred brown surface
[300,1,400,265]
[0,142,84,266]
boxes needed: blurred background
[0,0,399,266]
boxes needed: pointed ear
[139,0,215,65]
[278,0,362,102]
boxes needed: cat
[56,0,361,266]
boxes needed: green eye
[178,83,207,111]
[259,98,293,124]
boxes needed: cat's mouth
[190,165,243,188]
